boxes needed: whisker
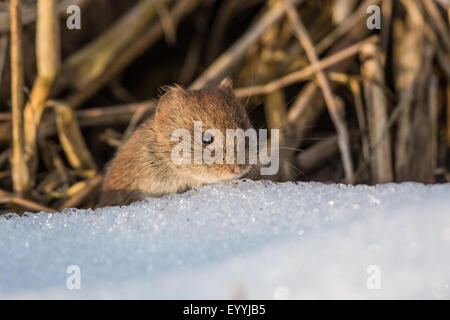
[281,125,318,135]
[278,146,305,152]
[280,159,305,179]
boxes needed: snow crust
[1,180,449,299]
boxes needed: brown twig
[1,101,157,141]
[47,101,97,176]
[0,113,11,121]
[409,44,436,183]
[190,0,304,89]
[427,74,439,181]
[39,101,156,139]
[401,0,450,80]
[348,78,370,163]
[393,7,424,181]
[234,35,379,98]
[297,135,338,172]
[0,149,11,168]
[284,0,354,184]
[58,174,103,210]
[205,0,264,64]
[315,0,380,54]
[353,91,412,183]
[9,0,29,194]
[22,0,61,189]
[423,0,450,53]
[360,43,393,183]
[59,0,172,91]
[380,0,393,66]
[0,35,8,90]
[178,7,210,85]
[447,83,450,148]
[64,0,200,109]
[284,81,323,153]
[0,189,54,213]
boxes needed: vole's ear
[156,84,187,121]
[219,77,233,89]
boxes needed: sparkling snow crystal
[0,180,449,299]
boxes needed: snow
[0,180,449,299]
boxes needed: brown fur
[99,80,254,207]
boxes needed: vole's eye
[202,132,214,145]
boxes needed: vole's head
[153,79,253,184]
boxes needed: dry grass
[0,0,449,214]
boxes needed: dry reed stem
[178,9,208,85]
[49,101,97,175]
[316,0,380,54]
[7,101,156,140]
[264,89,293,180]
[0,35,8,89]
[0,188,54,213]
[234,35,379,98]
[423,0,450,53]
[284,16,372,155]
[257,19,293,180]
[331,0,358,25]
[0,113,11,121]
[354,42,435,184]
[65,0,199,109]
[58,174,103,210]
[348,78,369,163]
[297,135,338,172]
[284,0,354,184]
[190,0,303,89]
[393,12,424,181]
[205,0,264,64]
[0,0,448,212]
[284,81,322,146]
[154,0,177,45]
[409,45,436,183]
[9,0,29,194]
[23,0,61,189]
[427,74,439,181]
[380,0,392,66]
[447,83,450,147]
[402,0,450,80]
[0,149,11,168]
[353,96,410,183]
[360,43,393,183]
[60,0,172,90]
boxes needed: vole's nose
[230,165,241,175]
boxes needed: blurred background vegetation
[0,0,449,214]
